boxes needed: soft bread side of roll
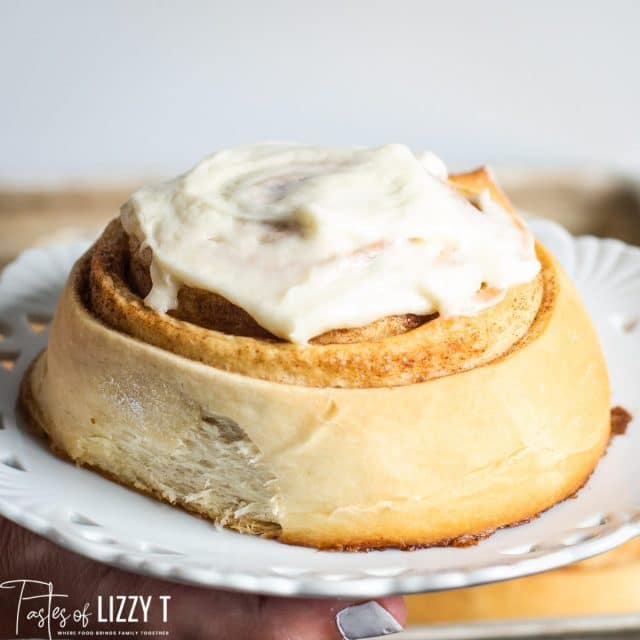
[21,240,610,549]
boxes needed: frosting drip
[121,143,540,343]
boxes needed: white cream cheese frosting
[121,143,540,343]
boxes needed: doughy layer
[21,236,610,548]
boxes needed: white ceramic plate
[0,219,638,598]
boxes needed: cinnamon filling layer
[127,232,435,344]
[88,236,544,389]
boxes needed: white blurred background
[1,0,639,184]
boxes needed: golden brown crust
[288,474,592,551]
[448,167,514,212]
[86,168,545,388]
[611,405,633,435]
[90,218,543,388]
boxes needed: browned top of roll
[86,168,545,388]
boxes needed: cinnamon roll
[21,144,610,549]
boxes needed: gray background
[1,0,639,183]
